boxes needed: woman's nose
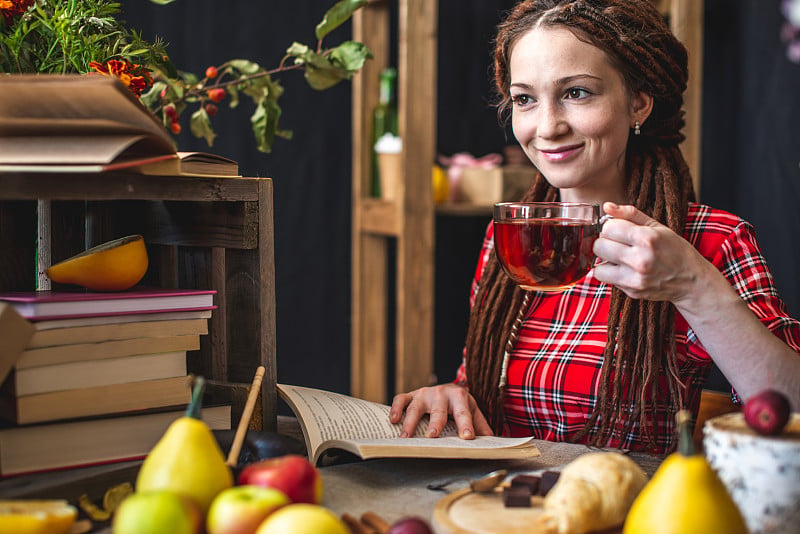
[537,102,567,138]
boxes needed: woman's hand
[592,202,714,305]
[389,383,494,439]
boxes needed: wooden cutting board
[432,487,624,534]
[433,487,550,534]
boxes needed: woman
[390,0,800,454]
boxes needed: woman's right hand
[389,383,494,439]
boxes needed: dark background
[120,0,800,398]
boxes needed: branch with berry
[139,0,371,153]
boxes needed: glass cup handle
[598,214,614,229]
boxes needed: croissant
[538,452,648,534]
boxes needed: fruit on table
[0,500,77,534]
[388,516,435,534]
[46,234,148,291]
[237,454,323,504]
[254,503,349,534]
[743,388,791,435]
[206,486,290,534]
[112,490,202,534]
[623,410,748,534]
[136,377,233,514]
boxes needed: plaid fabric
[455,203,800,453]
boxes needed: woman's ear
[631,91,654,127]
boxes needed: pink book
[0,287,216,321]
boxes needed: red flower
[88,59,154,97]
[0,0,33,21]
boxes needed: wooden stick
[361,511,391,534]
[226,365,265,466]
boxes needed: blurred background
[121,0,800,399]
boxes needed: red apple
[744,389,791,436]
[388,517,434,534]
[206,485,290,534]
[237,455,323,504]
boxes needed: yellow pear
[623,410,747,534]
[136,377,233,514]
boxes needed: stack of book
[0,288,231,477]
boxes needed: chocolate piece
[503,485,532,508]
[510,474,541,494]
[538,470,561,496]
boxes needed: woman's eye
[565,87,590,99]
[511,94,532,106]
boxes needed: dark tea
[494,218,599,290]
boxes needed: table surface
[0,417,663,533]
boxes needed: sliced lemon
[0,500,78,534]
[46,234,148,292]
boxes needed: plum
[743,389,791,436]
[387,516,434,534]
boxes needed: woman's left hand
[592,202,711,303]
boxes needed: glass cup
[493,202,605,291]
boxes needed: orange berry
[205,66,218,79]
[204,103,218,117]
[207,88,226,103]
[170,122,181,134]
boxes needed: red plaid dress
[455,203,800,453]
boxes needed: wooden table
[0,418,662,533]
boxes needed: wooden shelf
[351,0,438,403]
[0,171,277,431]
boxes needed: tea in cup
[493,202,604,291]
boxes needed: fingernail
[606,201,619,209]
[425,429,437,438]
[461,428,473,439]
[389,411,397,420]
[400,431,408,438]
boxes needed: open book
[0,75,238,176]
[277,384,541,465]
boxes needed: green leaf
[329,40,372,72]
[227,59,263,76]
[148,0,177,4]
[286,42,347,90]
[315,0,367,41]
[190,107,216,147]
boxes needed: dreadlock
[464,0,696,450]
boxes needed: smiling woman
[390,0,800,456]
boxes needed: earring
[634,121,641,136]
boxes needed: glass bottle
[371,67,398,198]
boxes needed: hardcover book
[0,288,216,321]
[277,384,541,466]
[0,405,231,477]
[0,375,193,425]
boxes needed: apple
[206,485,290,534]
[255,503,349,534]
[112,490,202,534]
[744,389,791,436]
[388,517,435,534]
[237,454,323,504]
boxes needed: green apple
[206,485,290,534]
[255,503,349,534]
[112,490,202,534]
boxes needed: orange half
[46,234,149,292]
[0,500,78,534]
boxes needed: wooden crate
[0,171,277,431]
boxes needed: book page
[278,384,458,454]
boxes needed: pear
[623,410,747,534]
[136,377,233,514]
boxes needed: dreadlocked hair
[464,0,697,450]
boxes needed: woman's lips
[537,143,583,162]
